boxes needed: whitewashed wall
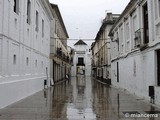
[110,0,160,105]
[0,0,52,108]
[111,50,157,102]
[72,44,91,76]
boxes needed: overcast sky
[49,0,130,47]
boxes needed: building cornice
[109,0,138,36]
[95,14,119,42]
[39,0,53,20]
[50,3,69,38]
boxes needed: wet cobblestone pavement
[0,76,160,120]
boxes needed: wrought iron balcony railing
[134,28,142,48]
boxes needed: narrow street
[0,76,159,120]
[1,0,160,120]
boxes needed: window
[157,50,160,86]
[117,62,119,83]
[77,57,84,66]
[26,57,29,66]
[42,19,44,37]
[126,41,130,51]
[120,27,124,43]
[14,0,19,14]
[35,60,37,67]
[133,16,137,32]
[27,0,31,24]
[159,0,160,17]
[133,15,138,48]
[120,27,124,53]
[125,22,130,51]
[41,61,43,68]
[15,18,17,28]
[13,54,16,65]
[155,1,158,19]
[125,23,130,40]
[116,32,119,52]
[134,29,142,48]
[35,11,39,31]
[143,3,149,44]
[57,29,60,37]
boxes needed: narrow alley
[0,76,160,120]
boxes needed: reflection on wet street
[0,76,160,120]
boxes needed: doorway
[157,50,160,86]
[117,62,119,83]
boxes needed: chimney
[106,12,113,21]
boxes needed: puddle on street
[0,76,160,120]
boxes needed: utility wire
[53,37,112,41]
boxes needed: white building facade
[91,13,119,84]
[72,40,91,76]
[50,4,71,84]
[109,0,160,105]
[0,0,53,108]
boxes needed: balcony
[57,48,62,57]
[56,48,72,63]
[134,28,148,50]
